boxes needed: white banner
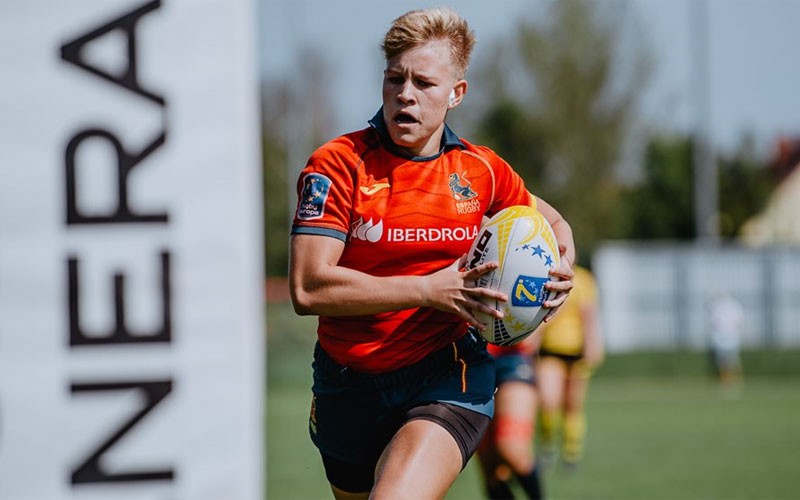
[0,1,264,499]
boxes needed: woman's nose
[398,81,415,103]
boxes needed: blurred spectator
[707,293,745,392]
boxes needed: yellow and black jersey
[538,266,597,357]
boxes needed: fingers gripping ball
[466,205,560,346]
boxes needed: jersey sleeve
[477,146,534,216]
[291,141,355,241]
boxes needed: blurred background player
[707,293,745,392]
[477,336,544,499]
[535,265,604,470]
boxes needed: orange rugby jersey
[292,111,533,373]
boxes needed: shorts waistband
[314,329,486,390]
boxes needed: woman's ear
[448,80,468,108]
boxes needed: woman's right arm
[289,234,507,328]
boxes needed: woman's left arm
[534,196,575,321]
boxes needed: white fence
[593,242,800,353]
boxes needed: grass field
[265,302,800,499]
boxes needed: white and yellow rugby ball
[466,205,560,346]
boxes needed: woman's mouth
[393,112,419,125]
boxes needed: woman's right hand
[421,254,508,331]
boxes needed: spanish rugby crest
[449,172,481,215]
[448,172,477,201]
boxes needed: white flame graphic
[351,217,383,242]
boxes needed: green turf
[265,302,800,499]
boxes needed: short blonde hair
[381,6,476,79]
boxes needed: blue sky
[259,0,800,159]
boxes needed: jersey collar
[368,107,466,161]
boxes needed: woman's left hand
[541,245,574,322]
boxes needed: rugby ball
[466,205,560,346]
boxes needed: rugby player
[477,336,544,499]
[289,7,575,498]
[536,265,604,469]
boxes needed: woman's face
[382,41,465,157]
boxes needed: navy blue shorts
[309,329,496,466]
[494,352,536,386]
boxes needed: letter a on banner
[60,0,165,105]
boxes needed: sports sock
[562,412,586,463]
[515,464,543,500]
[538,410,559,452]
[485,479,515,500]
